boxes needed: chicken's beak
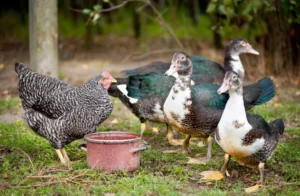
[111,78,117,83]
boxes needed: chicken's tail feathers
[15,62,27,74]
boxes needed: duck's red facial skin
[217,78,231,94]
[165,59,180,77]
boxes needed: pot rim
[84,131,141,144]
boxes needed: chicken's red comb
[102,71,112,78]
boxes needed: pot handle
[130,145,148,153]
[79,144,87,152]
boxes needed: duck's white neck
[221,87,248,125]
[225,55,245,79]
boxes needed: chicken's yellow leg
[60,148,70,162]
[55,149,67,164]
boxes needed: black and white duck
[109,39,260,145]
[200,71,284,192]
[163,52,275,162]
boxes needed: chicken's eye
[181,56,186,60]
[232,75,237,80]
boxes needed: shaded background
[0,0,299,99]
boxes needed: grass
[0,97,22,115]
[0,96,299,195]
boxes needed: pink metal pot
[81,131,147,172]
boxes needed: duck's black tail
[243,77,275,110]
[270,119,285,136]
[253,77,276,106]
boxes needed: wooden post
[29,0,58,78]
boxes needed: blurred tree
[29,0,58,78]
[188,0,200,25]
[207,0,300,76]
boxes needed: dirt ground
[0,36,230,98]
[0,37,299,117]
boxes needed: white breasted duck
[109,56,225,145]
[163,52,275,162]
[201,71,284,192]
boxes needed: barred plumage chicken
[15,62,116,164]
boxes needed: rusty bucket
[81,131,146,172]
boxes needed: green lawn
[0,95,299,195]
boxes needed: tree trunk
[188,0,200,25]
[264,0,298,77]
[29,0,58,78]
[132,7,141,38]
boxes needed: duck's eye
[240,41,246,46]
[232,75,237,80]
[181,56,186,60]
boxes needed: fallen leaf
[187,157,207,165]
[200,170,224,181]
[111,119,118,124]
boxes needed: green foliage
[0,11,28,40]
[206,0,300,40]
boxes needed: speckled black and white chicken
[15,62,116,164]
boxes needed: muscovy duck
[109,39,260,145]
[160,52,275,161]
[109,56,225,145]
[16,62,116,164]
[200,71,284,193]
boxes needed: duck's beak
[246,43,260,55]
[217,79,231,94]
[164,60,179,78]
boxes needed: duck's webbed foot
[199,153,231,180]
[245,162,265,193]
[165,125,184,146]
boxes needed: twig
[147,1,184,48]
[121,48,182,62]
[28,175,56,179]
[70,0,184,49]
[11,181,61,189]
[12,169,91,189]
[11,147,35,173]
